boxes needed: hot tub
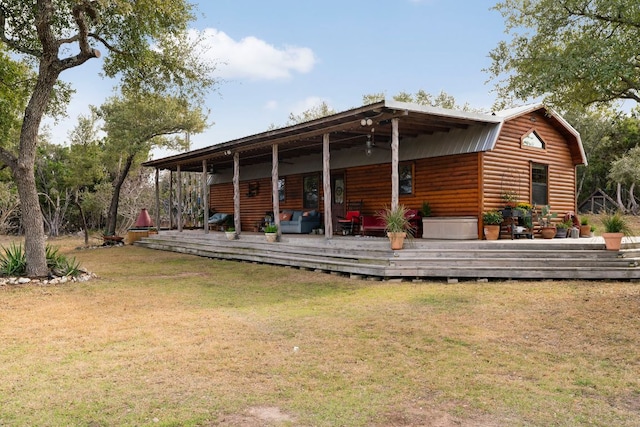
[422,216,478,240]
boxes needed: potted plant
[482,210,503,240]
[601,212,630,251]
[555,219,572,238]
[419,201,432,217]
[501,190,518,208]
[224,227,237,240]
[539,205,557,239]
[379,205,414,250]
[264,224,278,242]
[579,217,591,238]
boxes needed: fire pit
[127,208,157,244]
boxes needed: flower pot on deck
[483,225,500,240]
[265,232,278,243]
[540,227,556,239]
[602,232,624,251]
[387,232,407,250]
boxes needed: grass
[1,235,640,426]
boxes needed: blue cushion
[208,213,228,223]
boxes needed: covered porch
[143,100,503,239]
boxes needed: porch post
[391,118,400,210]
[272,144,281,237]
[233,152,241,233]
[202,160,209,234]
[177,164,183,232]
[322,133,333,238]
[169,171,173,229]
[155,168,160,234]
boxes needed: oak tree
[0,1,214,275]
[488,0,640,110]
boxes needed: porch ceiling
[143,100,502,173]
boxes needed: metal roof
[142,100,585,172]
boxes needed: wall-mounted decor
[246,181,259,197]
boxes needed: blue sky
[51,0,507,157]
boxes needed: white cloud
[290,96,329,115]
[191,28,316,80]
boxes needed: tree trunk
[616,183,625,212]
[106,155,135,235]
[15,67,61,276]
[74,191,90,246]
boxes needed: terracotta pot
[387,232,406,250]
[579,225,591,237]
[540,226,556,239]
[483,224,500,240]
[602,232,624,251]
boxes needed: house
[143,100,587,239]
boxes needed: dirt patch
[217,406,296,426]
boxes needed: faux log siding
[344,153,480,216]
[483,112,577,218]
[209,153,483,231]
[210,175,323,231]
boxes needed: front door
[331,172,345,231]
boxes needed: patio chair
[337,200,362,235]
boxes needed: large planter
[540,226,556,239]
[602,232,624,251]
[422,216,478,239]
[483,224,500,240]
[387,232,407,250]
[225,231,237,240]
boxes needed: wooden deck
[135,231,640,281]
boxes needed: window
[278,178,285,202]
[303,175,319,209]
[531,163,548,205]
[522,130,545,149]
[399,163,414,195]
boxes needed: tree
[66,111,107,245]
[98,92,207,235]
[488,0,640,110]
[0,1,215,276]
[363,90,476,111]
[285,101,336,125]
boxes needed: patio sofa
[208,212,232,230]
[279,209,321,234]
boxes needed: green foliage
[489,0,640,110]
[420,201,432,217]
[601,212,631,235]
[0,243,26,276]
[379,205,414,236]
[0,244,82,277]
[362,89,477,111]
[482,210,503,225]
[264,224,278,233]
[540,205,558,227]
[286,101,336,125]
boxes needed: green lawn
[1,237,639,426]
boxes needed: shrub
[0,244,83,277]
[0,243,26,276]
[602,212,631,235]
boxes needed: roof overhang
[143,100,503,172]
